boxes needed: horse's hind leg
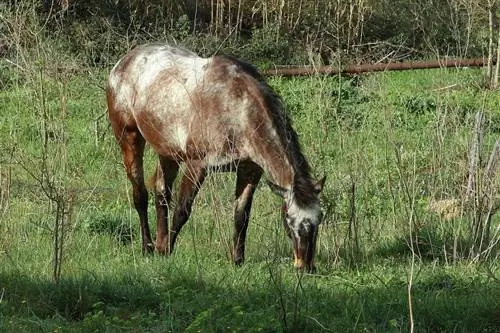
[169,162,206,254]
[154,156,179,254]
[119,129,153,254]
[233,162,262,265]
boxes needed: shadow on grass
[1,263,499,333]
[374,223,475,263]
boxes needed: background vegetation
[2,0,498,68]
[0,1,499,332]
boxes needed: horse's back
[107,44,257,164]
[107,44,208,111]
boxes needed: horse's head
[269,176,326,272]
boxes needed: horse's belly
[136,108,245,165]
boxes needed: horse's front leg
[154,156,179,254]
[233,162,262,265]
[169,162,206,254]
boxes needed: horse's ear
[314,176,326,194]
[267,180,286,198]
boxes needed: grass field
[0,61,499,332]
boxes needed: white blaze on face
[285,194,321,237]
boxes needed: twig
[3,58,25,71]
[431,84,458,92]
[308,316,334,332]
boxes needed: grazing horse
[106,43,325,271]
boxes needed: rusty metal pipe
[263,58,493,77]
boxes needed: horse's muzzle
[291,225,318,273]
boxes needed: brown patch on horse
[111,50,139,83]
[150,67,185,88]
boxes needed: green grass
[1,63,499,332]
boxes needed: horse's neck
[244,109,312,195]
[250,134,318,209]
[247,128,295,190]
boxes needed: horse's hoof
[293,259,316,274]
[142,243,155,255]
[233,257,244,266]
[155,238,170,255]
[155,246,169,256]
[306,266,317,274]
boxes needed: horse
[106,43,325,271]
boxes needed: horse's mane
[217,54,317,206]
